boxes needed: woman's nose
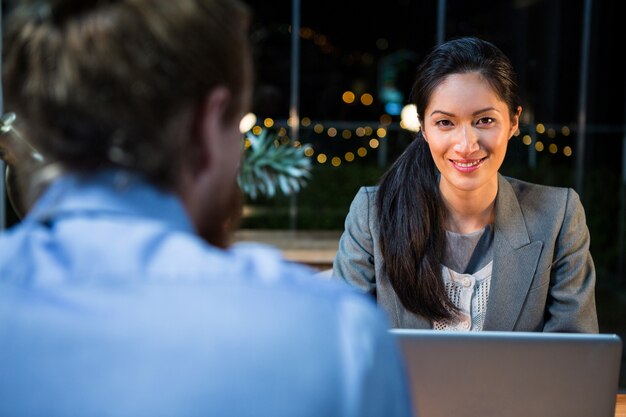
[453,125,479,154]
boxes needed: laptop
[390,329,622,417]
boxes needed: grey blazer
[333,174,598,332]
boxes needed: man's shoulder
[228,242,380,305]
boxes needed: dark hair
[376,37,521,321]
[2,0,251,189]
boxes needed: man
[0,1,412,416]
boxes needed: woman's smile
[449,157,487,172]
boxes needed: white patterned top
[433,225,494,331]
[433,261,492,331]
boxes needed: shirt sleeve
[336,294,414,417]
[332,187,378,296]
[544,188,599,333]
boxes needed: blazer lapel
[483,174,543,330]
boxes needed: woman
[333,37,598,332]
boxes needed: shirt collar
[26,169,195,234]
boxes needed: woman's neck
[440,178,498,234]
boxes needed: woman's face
[421,72,520,199]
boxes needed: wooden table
[233,229,340,270]
[616,394,626,417]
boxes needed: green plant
[238,128,312,199]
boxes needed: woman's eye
[476,117,494,125]
[436,120,453,127]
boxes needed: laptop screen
[390,329,622,417]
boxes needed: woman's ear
[509,105,522,139]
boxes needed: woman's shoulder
[502,175,572,199]
[351,185,379,201]
[500,175,581,214]
[357,185,379,195]
[349,185,379,210]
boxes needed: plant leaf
[238,128,313,200]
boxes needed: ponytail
[376,132,458,320]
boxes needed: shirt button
[463,277,471,287]
[462,320,470,329]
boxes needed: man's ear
[194,86,232,174]
[179,86,233,233]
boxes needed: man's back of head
[0,1,412,416]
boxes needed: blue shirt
[0,171,413,417]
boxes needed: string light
[253,7,580,167]
[360,93,374,106]
[247,114,576,168]
[342,91,356,104]
[239,112,257,133]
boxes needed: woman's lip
[449,157,486,172]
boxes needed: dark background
[245,0,626,388]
